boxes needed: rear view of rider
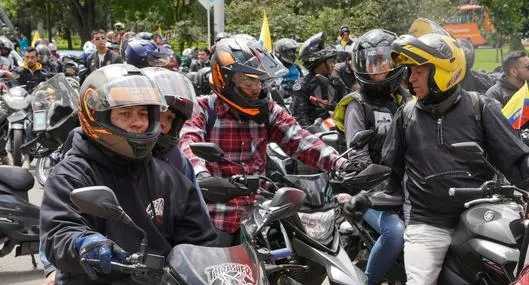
[334,29,411,285]
[457,39,495,93]
[291,32,346,127]
[40,64,216,284]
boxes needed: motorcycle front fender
[292,237,367,284]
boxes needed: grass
[474,47,529,72]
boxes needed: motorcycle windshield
[165,242,268,285]
[30,73,78,129]
[284,173,329,207]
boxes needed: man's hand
[341,160,370,173]
[343,191,372,220]
[75,234,127,280]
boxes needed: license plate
[33,110,47,131]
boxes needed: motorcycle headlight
[298,209,336,245]
[4,93,30,110]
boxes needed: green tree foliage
[479,0,527,52]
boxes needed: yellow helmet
[391,33,466,93]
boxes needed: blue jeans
[362,209,405,285]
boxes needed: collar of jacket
[499,76,521,92]
[416,86,462,117]
[22,61,42,72]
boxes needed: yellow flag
[31,31,40,47]
[154,25,162,36]
[502,81,529,130]
[258,12,272,51]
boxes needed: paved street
[0,166,45,285]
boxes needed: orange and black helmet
[210,37,287,123]
[78,64,167,160]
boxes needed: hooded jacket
[485,76,519,106]
[40,129,217,284]
[13,61,47,93]
[381,87,529,228]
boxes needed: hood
[22,61,42,71]
[69,128,146,173]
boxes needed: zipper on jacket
[437,117,443,144]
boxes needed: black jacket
[291,73,346,127]
[88,49,122,73]
[13,62,48,93]
[485,76,519,106]
[40,129,217,284]
[381,87,529,228]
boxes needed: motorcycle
[339,141,529,285]
[68,184,309,284]
[20,73,78,185]
[3,85,32,166]
[190,137,379,284]
[0,165,39,267]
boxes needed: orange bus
[442,4,494,46]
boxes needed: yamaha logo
[483,210,495,222]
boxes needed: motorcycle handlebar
[448,187,484,197]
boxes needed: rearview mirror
[255,187,306,234]
[198,176,253,203]
[70,186,134,225]
[190,142,225,162]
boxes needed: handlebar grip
[448,187,483,197]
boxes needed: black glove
[342,160,370,173]
[343,191,372,218]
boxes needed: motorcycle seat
[0,166,34,192]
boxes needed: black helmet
[194,66,212,95]
[78,64,167,160]
[340,25,350,35]
[141,67,198,154]
[456,39,474,70]
[299,32,337,71]
[274,38,300,66]
[210,37,287,123]
[352,29,404,97]
[36,44,51,64]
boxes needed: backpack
[401,91,483,133]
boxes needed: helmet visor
[86,75,168,111]
[353,46,399,75]
[150,71,200,117]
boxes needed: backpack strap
[205,94,217,134]
[467,91,483,133]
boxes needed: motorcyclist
[335,25,354,55]
[291,32,347,128]
[189,48,211,72]
[40,64,217,284]
[125,38,171,68]
[331,56,357,94]
[486,50,529,106]
[358,32,529,285]
[13,47,47,92]
[457,39,496,93]
[272,38,302,101]
[334,29,410,285]
[36,44,60,75]
[87,29,122,73]
[179,37,358,246]
[0,36,14,79]
[193,66,212,96]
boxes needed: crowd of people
[0,17,525,285]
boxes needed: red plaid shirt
[179,95,347,233]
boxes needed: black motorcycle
[69,184,308,284]
[0,165,39,267]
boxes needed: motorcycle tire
[36,155,54,186]
[11,129,24,166]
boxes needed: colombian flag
[502,81,529,130]
[258,12,272,51]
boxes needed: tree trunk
[510,34,524,51]
[68,0,96,43]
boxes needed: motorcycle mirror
[349,130,375,149]
[190,142,225,163]
[70,186,134,225]
[255,187,306,234]
[451,142,484,162]
[190,142,247,175]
